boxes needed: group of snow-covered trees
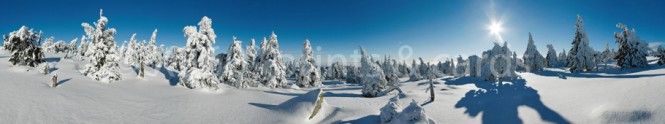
[3,11,662,93]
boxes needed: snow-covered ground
[1,52,664,123]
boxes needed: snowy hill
[1,52,665,123]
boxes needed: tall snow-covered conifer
[523,33,545,72]
[220,37,248,88]
[567,15,596,72]
[545,44,558,67]
[177,16,220,89]
[5,26,45,67]
[359,46,388,97]
[614,23,648,68]
[297,39,322,87]
[81,9,122,83]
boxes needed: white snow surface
[1,52,665,124]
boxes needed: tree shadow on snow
[453,78,571,124]
[57,78,72,86]
[43,57,61,62]
[333,115,380,124]
[533,69,665,79]
[158,67,180,86]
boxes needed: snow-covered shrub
[380,95,400,123]
[545,44,558,67]
[297,39,322,87]
[401,100,430,123]
[53,40,67,53]
[177,16,220,89]
[4,26,45,67]
[220,37,248,88]
[523,33,545,72]
[359,46,387,97]
[567,15,596,72]
[614,23,648,68]
[81,9,122,83]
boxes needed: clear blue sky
[1,0,664,64]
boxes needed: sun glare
[489,23,503,34]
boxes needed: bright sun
[489,23,503,34]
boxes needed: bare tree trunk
[140,62,145,77]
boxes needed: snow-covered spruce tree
[614,23,648,68]
[42,37,54,53]
[545,44,558,67]
[146,29,163,68]
[467,55,480,77]
[455,55,466,77]
[600,42,615,69]
[418,58,429,76]
[81,9,122,83]
[257,32,287,88]
[297,39,322,88]
[558,49,567,67]
[5,26,45,67]
[567,15,596,72]
[523,33,545,72]
[657,45,665,65]
[243,39,259,87]
[408,59,422,81]
[177,16,220,89]
[480,42,517,81]
[345,66,361,84]
[331,62,346,81]
[359,46,388,97]
[123,34,138,65]
[53,40,67,53]
[77,35,88,59]
[64,38,79,59]
[168,46,185,71]
[220,37,248,88]
[382,56,399,86]
[380,95,401,123]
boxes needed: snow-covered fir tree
[168,46,185,71]
[600,42,615,69]
[53,40,67,53]
[558,49,567,67]
[245,38,257,70]
[77,35,88,59]
[296,39,322,88]
[657,45,665,65]
[359,46,388,97]
[614,23,649,68]
[567,15,596,72]
[64,38,79,59]
[123,33,140,65]
[256,32,288,88]
[146,29,163,68]
[480,42,517,80]
[408,59,422,81]
[5,26,45,67]
[42,37,54,53]
[523,33,545,72]
[545,44,558,67]
[177,16,220,89]
[345,66,361,84]
[467,55,480,77]
[331,62,346,81]
[81,9,122,83]
[220,37,248,88]
[383,56,399,86]
[455,55,466,77]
